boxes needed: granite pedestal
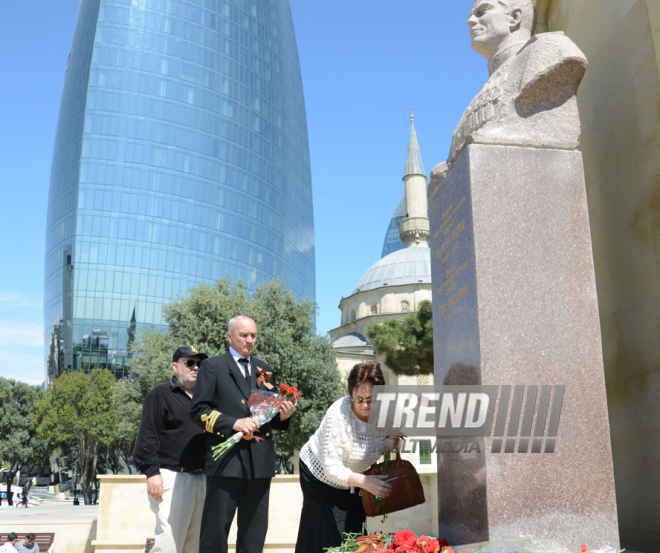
[429,144,619,549]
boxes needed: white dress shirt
[229,346,251,379]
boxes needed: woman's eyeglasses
[351,397,372,405]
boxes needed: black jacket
[190,351,289,478]
[133,376,206,477]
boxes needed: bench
[0,533,55,553]
[144,538,155,553]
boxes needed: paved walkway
[0,504,98,521]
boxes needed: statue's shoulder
[527,31,573,47]
[514,31,587,98]
[518,31,587,67]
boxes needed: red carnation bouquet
[325,527,449,552]
[387,531,449,553]
[212,384,299,460]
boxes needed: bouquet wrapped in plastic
[212,383,299,460]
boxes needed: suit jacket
[190,351,289,478]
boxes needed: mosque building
[328,114,436,470]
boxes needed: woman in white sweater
[295,363,396,552]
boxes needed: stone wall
[534,1,660,550]
[94,473,439,553]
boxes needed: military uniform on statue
[191,316,294,553]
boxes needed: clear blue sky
[0,0,487,385]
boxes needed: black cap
[173,346,208,362]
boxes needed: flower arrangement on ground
[212,383,299,459]
[324,528,449,553]
[387,530,449,553]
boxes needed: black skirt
[295,459,366,553]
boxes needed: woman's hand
[347,473,392,498]
[362,475,393,498]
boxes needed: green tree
[103,328,177,474]
[106,376,146,474]
[367,299,434,375]
[129,278,343,466]
[128,328,177,398]
[0,379,50,505]
[36,369,117,504]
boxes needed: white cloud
[0,291,42,311]
[0,320,43,348]
[0,294,46,384]
[0,350,45,386]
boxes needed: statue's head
[468,0,537,60]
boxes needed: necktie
[238,358,250,381]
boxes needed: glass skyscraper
[44,0,315,381]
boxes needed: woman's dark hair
[347,362,385,396]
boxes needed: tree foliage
[0,379,50,505]
[129,278,343,464]
[36,369,117,504]
[100,329,176,473]
[106,378,143,474]
[128,329,178,398]
[367,299,434,375]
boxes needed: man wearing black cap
[133,345,209,553]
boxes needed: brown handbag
[360,450,425,517]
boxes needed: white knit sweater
[300,396,388,489]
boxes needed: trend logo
[367,385,564,454]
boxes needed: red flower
[278,383,300,401]
[415,536,440,553]
[422,539,441,553]
[389,543,397,551]
[394,530,417,547]
[441,547,455,553]
[394,547,418,553]
[438,541,449,550]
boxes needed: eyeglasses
[351,397,372,405]
[182,359,201,368]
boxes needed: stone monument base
[429,144,619,549]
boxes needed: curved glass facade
[381,195,406,258]
[44,0,315,381]
[381,176,430,259]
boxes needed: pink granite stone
[429,144,619,550]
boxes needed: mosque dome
[332,332,369,348]
[353,246,431,294]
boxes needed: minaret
[399,110,429,247]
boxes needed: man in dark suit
[191,315,294,553]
